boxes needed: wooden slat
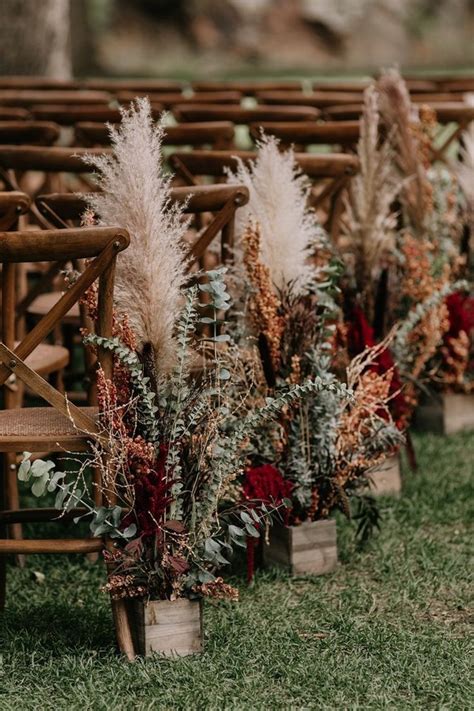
[174,105,320,123]
[0,121,60,145]
[0,538,103,553]
[0,507,88,523]
[0,225,128,262]
[0,145,108,172]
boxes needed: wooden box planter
[263,518,337,576]
[367,454,402,496]
[414,392,474,435]
[126,598,203,657]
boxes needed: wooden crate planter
[127,598,203,657]
[263,518,337,576]
[414,392,474,435]
[367,454,402,496]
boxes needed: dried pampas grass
[227,133,324,294]
[342,84,402,321]
[83,98,189,374]
[377,68,432,234]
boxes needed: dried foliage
[377,68,433,234]
[341,85,403,323]
[83,98,189,374]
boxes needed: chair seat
[0,406,98,452]
[27,292,80,322]
[19,341,69,375]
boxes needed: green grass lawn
[0,432,472,710]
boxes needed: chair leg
[5,453,25,568]
[110,597,135,661]
[0,455,7,610]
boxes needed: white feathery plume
[342,84,403,319]
[227,133,324,294]
[83,98,189,374]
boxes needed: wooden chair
[256,90,366,108]
[31,104,164,127]
[0,224,135,659]
[173,104,320,124]
[168,149,358,240]
[116,91,242,108]
[74,121,235,150]
[0,121,60,146]
[249,120,360,151]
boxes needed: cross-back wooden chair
[0,224,135,659]
[116,90,242,108]
[0,121,61,146]
[168,149,358,240]
[31,104,164,127]
[0,90,112,108]
[191,80,303,95]
[249,120,360,152]
[74,121,235,150]
[173,104,320,124]
[0,192,70,550]
[255,90,366,108]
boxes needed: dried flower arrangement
[18,101,339,604]
[227,136,403,535]
[342,76,473,430]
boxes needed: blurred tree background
[1,0,473,77]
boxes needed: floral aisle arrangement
[377,71,473,432]
[341,74,472,441]
[227,136,403,574]
[18,100,338,657]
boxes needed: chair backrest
[249,120,360,150]
[256,91,365,108]
[173,105,320,124]
[312,80,371,93]
[0,76,81,90]
[0,121,60,146]
[36,183,250,265]
[116,91,242,108]
[0,226,129,440]
[74,121,235,149]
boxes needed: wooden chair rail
[191,80,303,95]
[0,507,89,524]
[116,90,242,107]
[0,191,30,230]
[169,149,359,180]
[256,90,366,108]
[249,120,360,146]
[0,90,112,107]
[0,226,129,262]
[0,538,103,554]
[74,121,235,148]
[0,107,31,120]
[173,105,321,123]
[32,104,164,126]
[0,121,61,146]
[0,145,110,172]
